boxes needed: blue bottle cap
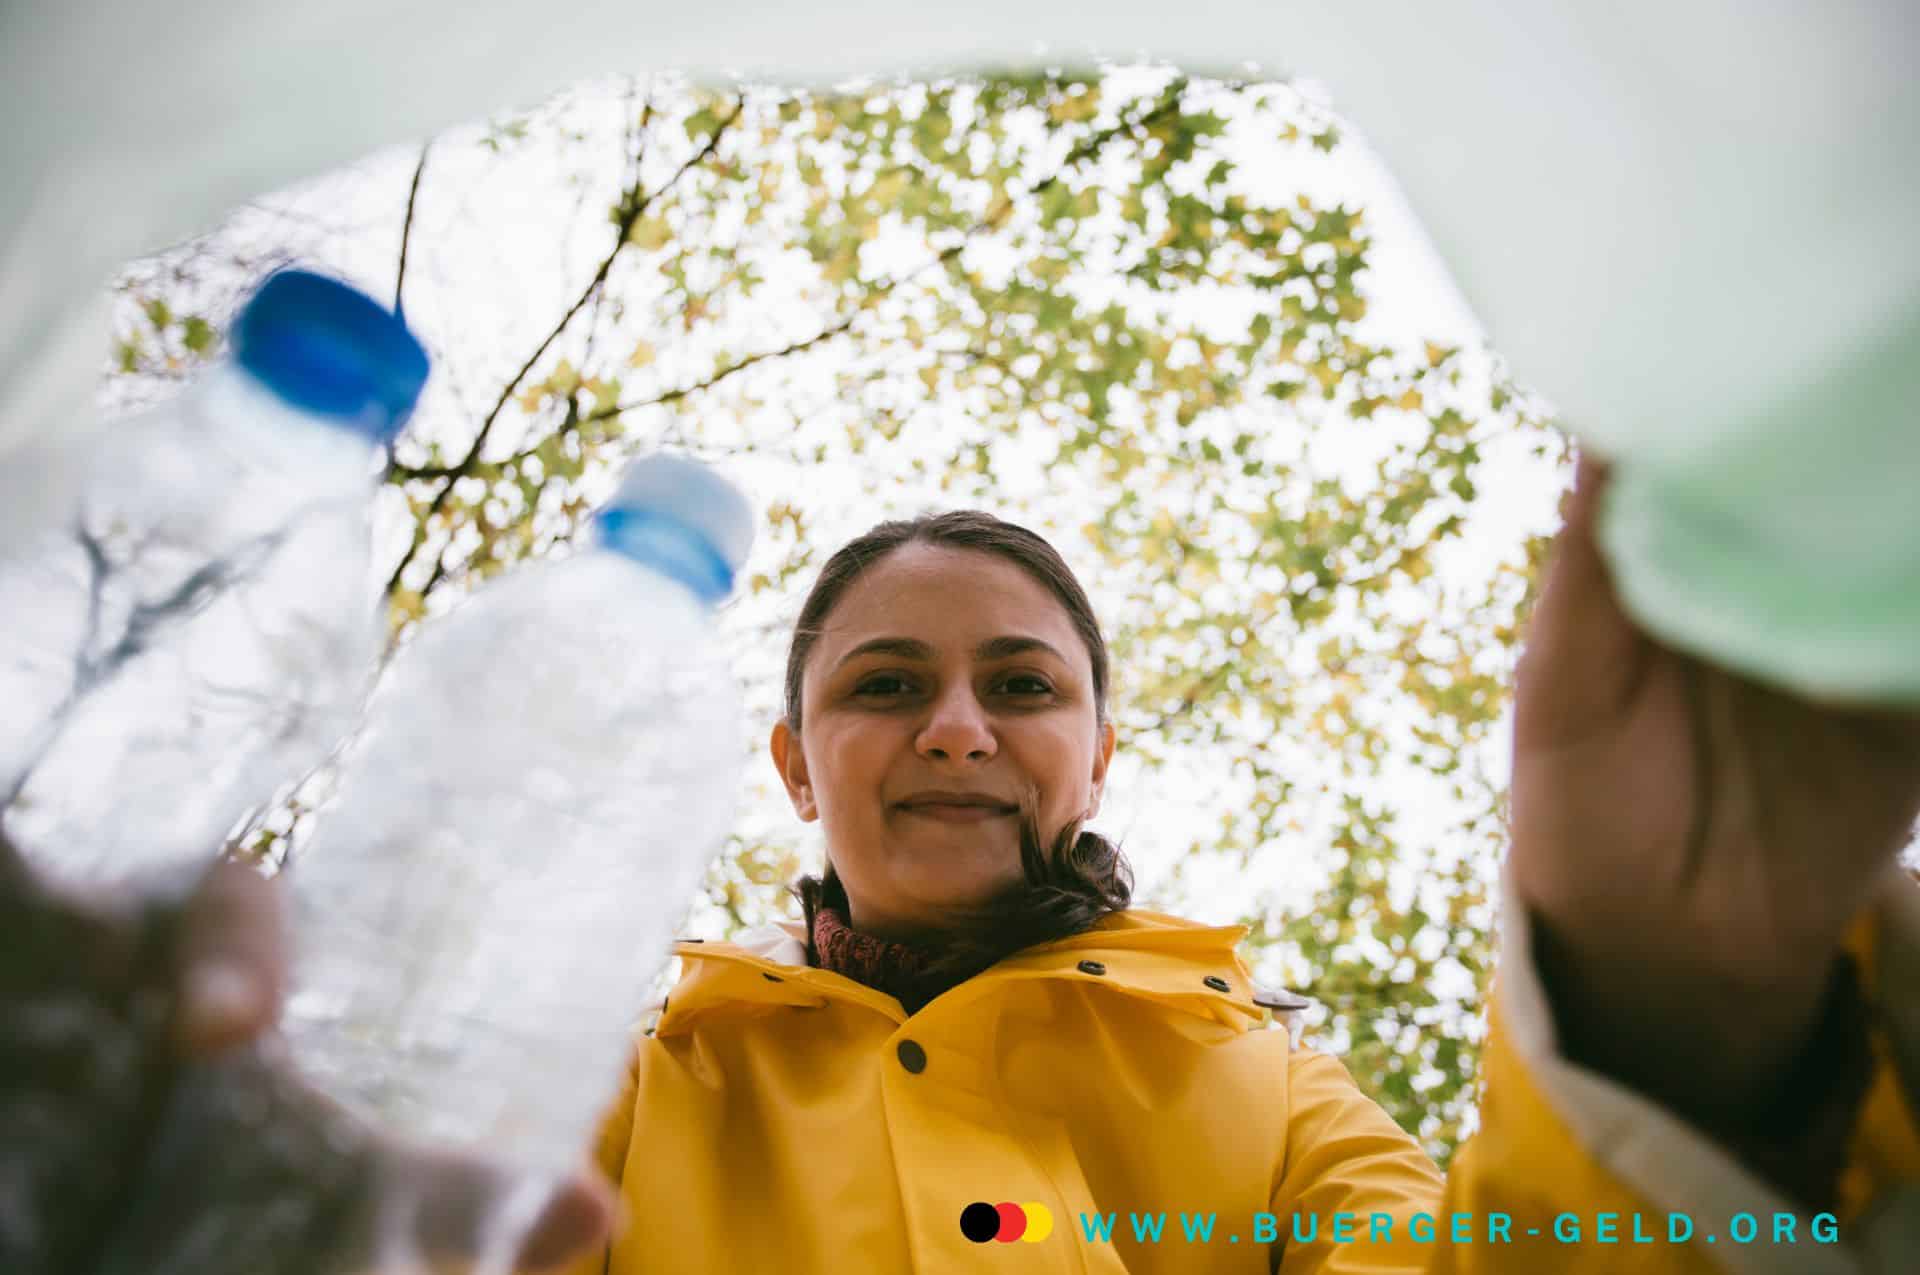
[593,455,756,604]
[231,269,429,442]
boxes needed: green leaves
[181,316,216,355]
[112,295,218,377]
[1047,83,1101,125]
[627,216,672,251]
[684,104,723,144]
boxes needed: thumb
[390,1144,616,1271]
[1514,451,1648,751]
[171,862,286,1056]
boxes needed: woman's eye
[853,675,913,697]
[1000,675,1054,696]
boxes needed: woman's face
[770,544,1115,942]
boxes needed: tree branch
[392,310,859,483]
[394,143,430,314]
[383,96,743,599]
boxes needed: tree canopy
[106,66,1568,1164]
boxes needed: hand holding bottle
[0,835,613,1275]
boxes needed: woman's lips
[898,803,1015,824]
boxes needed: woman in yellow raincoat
[550,462,1920,1275]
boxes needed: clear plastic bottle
[0,270,428,891]
[283,453,754,1184]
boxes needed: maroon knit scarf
[809,904,960,1013]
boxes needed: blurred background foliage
[106,66,1574,1166]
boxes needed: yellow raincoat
[553,870,1920,1274]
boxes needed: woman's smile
[894,788,1018,824]
[898,803,1014,824]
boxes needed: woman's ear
[1086,719,1116,818]
[769,719,818,822]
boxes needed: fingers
[1835,704,1920,774]
[389,1143,616,1271]
[86,1034,615,1275]
[170,861,286,1056]
[1513,450,1650,751]
[513,1172,617,1272]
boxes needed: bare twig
[395,143,430,314]
[393,310,859,483]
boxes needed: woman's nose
[916,687,996,763]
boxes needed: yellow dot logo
[959,1200,1054,1243]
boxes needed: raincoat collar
[657,908,1309,1038]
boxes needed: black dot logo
[960,1201,1002,1243]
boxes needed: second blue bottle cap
[596,455,756,604]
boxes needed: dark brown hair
[785,511,1133,982]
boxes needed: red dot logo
[960,1201,1053,1243]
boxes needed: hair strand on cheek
[1014,782,1085,892]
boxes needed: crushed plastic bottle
[284,454,754,1191]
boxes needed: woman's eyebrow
[831,635,1068,672]
[974,635,1068,663]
